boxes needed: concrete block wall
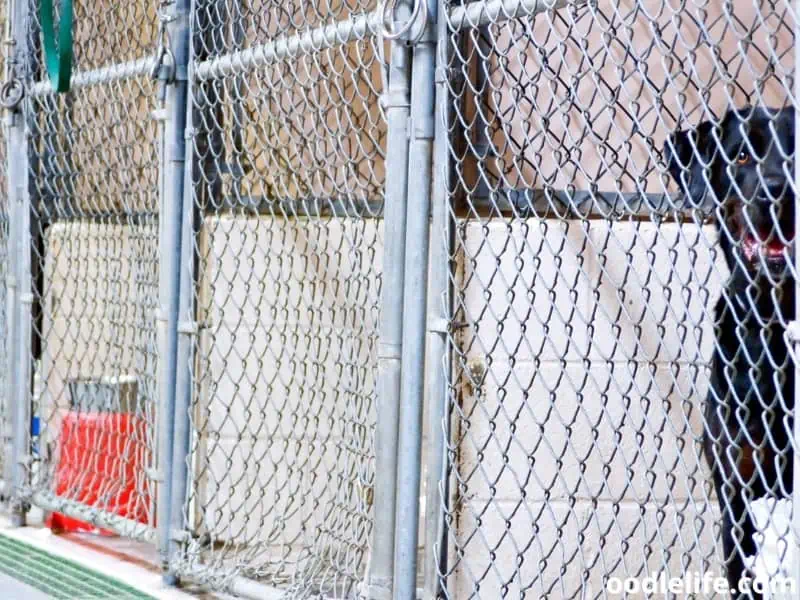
[39,214,735,597]
[41,221,158,420]
[450,218,728,598]
[188,212,731,597]
[38,220,158,510]
[189,214,381,579]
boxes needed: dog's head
[664,106,795,279]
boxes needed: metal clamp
[151,0,177,84]
[151,47,176,83]
[380,0,429,44]
[0,77,24,110]
[1,39,24,111]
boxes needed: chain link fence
[433,0,797,598]
[0,0,797,597]
[167,1,386,595]
[0,1,8,504]
[20,0,161,538]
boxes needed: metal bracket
[177,320,199,336]
[428,317,449,334]
[151,51,176,84]
[0,78,24,111]
[170,528,191,543]
[151,107,168,122]
[381,0,430,45]
[434,65,451,85]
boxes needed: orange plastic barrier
[46,411,151,535]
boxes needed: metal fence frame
[0,0,798,598]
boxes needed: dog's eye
[736,150,750,165]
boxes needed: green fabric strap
[39,0,73,93]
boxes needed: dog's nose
[763,177,787,200]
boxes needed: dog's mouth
[740,228,794,267]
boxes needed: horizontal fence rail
[29,56,156,97]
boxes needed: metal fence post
[423,0,452,595]
[394,0,438,597]
[364,5,413,600]
[156,0,191,575]
[5,0,31,528]
[164,0,197,583]
[2,0,19,498]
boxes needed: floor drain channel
[0,533,155,599]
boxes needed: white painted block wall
[451,218,727,598]
[41,215,731,597]
[41,221,156,439]
[190,215,381,574]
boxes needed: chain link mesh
[437,0,796,598]
[0,0,795,594]
[23,0,160,537]
[172,0,385,595]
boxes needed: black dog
[665,105,795,599]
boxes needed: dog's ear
[663,120,716,207]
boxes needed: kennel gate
[1,0,800,597]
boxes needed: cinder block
[449,499,591,600]
[459,219,593,363]
[198,323,375,442]
[44,221,154,323]
[589,362,712,503]
[581,499,723,598]
[195,435,374,551]
[449,498,721,600]
[457,362,712,503]
[586,221,726,363]
[201,215,382,332]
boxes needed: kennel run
[0,0,798,597]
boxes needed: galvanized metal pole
[5,0,31,528]
[394,0,438,597]
[423,0,453,595]
[2,173,16,498]
[155,59,175,571]
[2,0,19,499]
[364,5,412,600]
[156,0,191,577]
[165,139,194,585]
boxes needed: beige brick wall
[462,0,793,196]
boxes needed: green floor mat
[0,533,156,599]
